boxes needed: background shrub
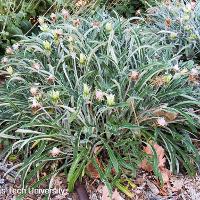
[98,0,161,18]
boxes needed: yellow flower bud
[50,90,60,103]
[83,84,90,98]
[180,68,188,75]
[183,15,190,21]
[170,32,177,40]
[106,94,115,106]
[164,74,172,83]
[80,53,86,64]
[105,22,113,32]
[43,40,51,51]
[189,34,197,41]
[6,66,13,75]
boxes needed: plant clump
[0,8,200,196]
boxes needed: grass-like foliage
[0,9,200,195]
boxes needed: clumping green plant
[146,0,200,61]
[0,9,200,197]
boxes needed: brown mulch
[0,161,200,200]
[85,173,200,200]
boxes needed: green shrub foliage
[99,0,160,18]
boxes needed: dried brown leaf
[86,158,103,179]
[160,168,171,184]
[101,185,123,200]
[140,143,166,171]
[171,177,184,192]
